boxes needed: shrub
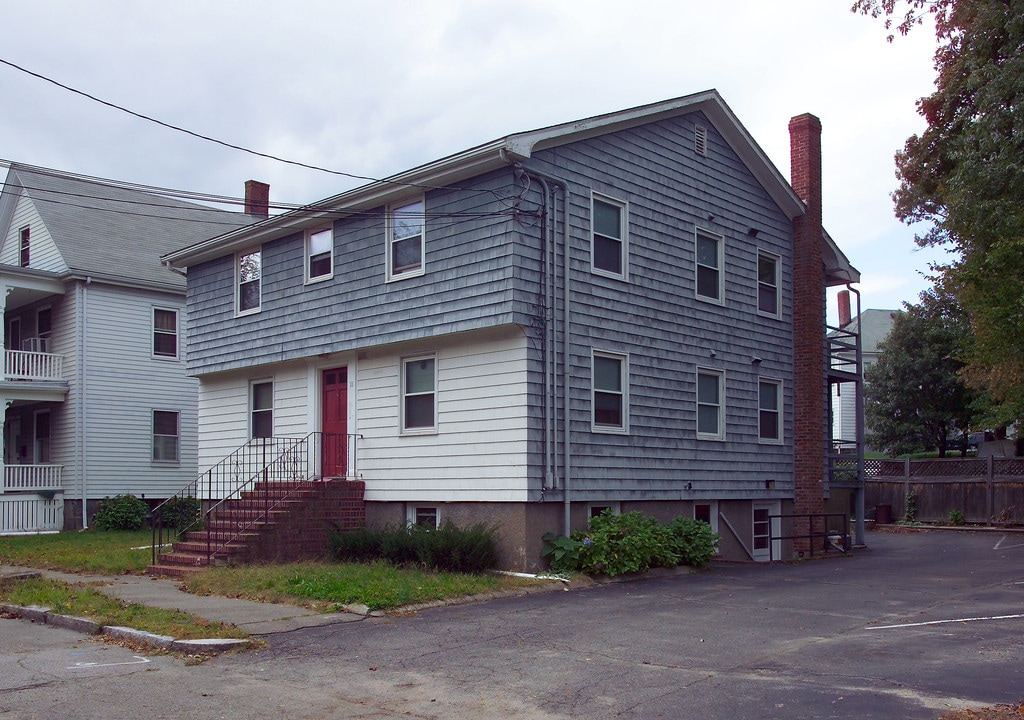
[159,496,201,530]
[94,494,149,531]
[665,517,718,567]
[542,511,719,576]
[948,509,966,526]
[903,490,918,523]
[330,521,499,574]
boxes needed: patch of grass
[183,561,543,611]
[0,578,245,639]
[0,530,153,574]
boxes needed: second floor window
[759,379,782,442]
[758,251,780,316]
[592,195,627,278]
[696,368,725,439]
[592,351,628,432]
[19,226,29,267]
[402,355,436,432]
[387,199,424,281]
[696,230,723,302]
[153,308,178,358]
[307,228,333,282]
[237,249,262,314]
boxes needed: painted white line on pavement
[68,656,150,669]
[867,614,1024,631]
[993,536,1024,550]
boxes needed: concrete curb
[0,603,250,654]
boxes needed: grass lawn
[0,530,154,574]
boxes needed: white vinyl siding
[1,195,67,273]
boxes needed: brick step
[221,498,308,512]
[182,529,261,543]
[172,540,250,555]
[238,489,318,502]
[146,563,206,578]
[156,551,215,567]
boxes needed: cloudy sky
[2,0,946,320]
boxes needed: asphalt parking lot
[2,530,1022,719]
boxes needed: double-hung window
[591,194,627,279]
[387,199,424,280]
[757,251,780,316]
[237,249,262,314]
[696,368,725,440]
[250,380,273,439]
[696,229,723,303]
[153,308,178,359]
[402,355,436,433]
[758,379,782,443]
[152,410,180,463]
[19,227,30,267]
[306,228,333,282]
[592,350,628,432]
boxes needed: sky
[1,0,947,322]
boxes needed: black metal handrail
[767,513,850,561]
[151,432,358,566]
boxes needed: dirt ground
[940,702,1024,719]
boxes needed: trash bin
[875,504,892,524]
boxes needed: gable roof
[842,309,899,354]
[0,163,255,292]
[162,89,858,284]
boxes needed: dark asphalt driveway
[243,530,1024,719]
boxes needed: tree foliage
[864,288,977,457]
[852,0,1024,422]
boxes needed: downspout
[79,278,91,528]
[504,158,573,536]
[848,283,865,546]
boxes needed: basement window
[407,505,439,529]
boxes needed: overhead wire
[0,57,518,204]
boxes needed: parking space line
[867,613,1024,630]
[993,536,1024,550]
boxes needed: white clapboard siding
[1,194,69,273]
[357,328,530,502]
[75,284,198,499]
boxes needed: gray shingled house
[162,90,860,569]
[0,163,253,533]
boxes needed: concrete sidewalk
[0,565,364,649]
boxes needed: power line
[0,57,514,202]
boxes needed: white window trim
[250,378,274,439]
[591,349,629,434]
[152,409,181,465]
[758,377,784,444]
[305,227,334,284]
[236,248,262,316]
[400,354,438,435]
[696,367,726,441]
[152,306,179,360]
[406,505,440,529]
[590,193,628,280]
[757,249,781,318]
[695,229,724,305]
[386,197,425,282]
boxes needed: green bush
[542,511,719,576]
[94,494,149,531]
[159,496,201,530]
[330,521,499,574]
[948,509,966,526]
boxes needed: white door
[752,501,781,561]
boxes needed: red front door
[321,368,348,477]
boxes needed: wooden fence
[864,457,1024,525]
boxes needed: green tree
[852,0,1024,423]
[864,288,977,457]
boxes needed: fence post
[986,455,994,526]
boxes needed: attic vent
[695,125,708,157]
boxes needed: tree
[852,0,1024,423]
[864,288,977,457]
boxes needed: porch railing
[1,495,63,534]
[4,349,64,381]
[151,432,357,565]
[3,464,63,493]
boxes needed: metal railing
[151,432,357,566]
[4,349,64,381]
[768,513,851,561]
[3,464,63,493]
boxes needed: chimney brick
[789,113,826,527]
[245,180,270,218]
[838,290,852,327]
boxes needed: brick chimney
[789,113,826,527]
[245,180,270,218]
[838,289,852,328]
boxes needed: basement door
[321,367,348,477]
